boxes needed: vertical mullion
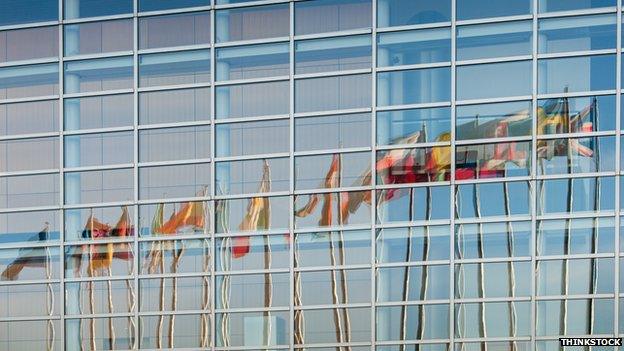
[531,0,539,349]
[615,0,622,338]
[371,0,378,348]
[288,1,295,350]
[132,0,140,348]
[209,1,217,349]
[58,0,66,350]
[450,0,457,349]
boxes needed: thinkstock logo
[560,337,622,347]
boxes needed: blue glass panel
[377,107,451,145]
[456,101,532,140]
[537,95,616,134]
[377,0,451,27]
[537,136,616,175]
[537,176,615,215]
[216,4,289,43]
[64,56,133,94]
[457,20,532,61]
[64,0,132,19]
[538,14,616,54]
[455,181,531,219]
[457,61,532,100]
[377,68,451,106]
[0,63,59,100]
[296,35,371,74]
[538,54,616,94]
[377,28,451,67]
[0,0,57,27]
[296,74,371,113]
[456,221,532,259]
[457,0,532,20]
[295,0,372,35]
[139,0,208,12]
[217,42,289,81]
[139,49,210,88]
[376,226,451,263]
[539,0,615,13]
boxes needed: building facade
[0,0,622,350]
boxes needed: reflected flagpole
[474,183,488,350]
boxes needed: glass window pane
[0,209,60,245]
[377,185,451,223]
[537,136,615,175]
[217,42,289,81]
[378,68,450,106]
[216,80,288,119]
[139,200,210,237]
[216,4,289,43]
[457,20,532,61]
[457,61,532,101]
[538,54,616,94]
[376,147,451,185]
[537,176,615,215]
[0,246,59,281]
[139,313,210,349]
[64,131,133,168]
[454,302,530,338]
[0,137,59,172]
[456,101,532,141]
[65,280,133,314]
[297,269,371,305]
[377,0,451,27]
[64,56,133,94]
[216,234,289,271]
[215,311,289,347]
[64,93,133,131]
[456,221,532,259]
[0,173,59,209]
[1,283,59,317]
[455,262,531,298]
[139,125,211,163]
[377,225,451,263]
[539,0,615,13]
[0,100,58,137]
[0,63,59,100]
[536,298,613,336]
[64,168,133,205]
[64,0,133,19]
[295,113,371,151]
[457,0,532,20]
[537,95,616,134]
[0,320,60,350]
[295,152,371,190]
[139,239,211,274]
[296,308,370,344]
[216,119,289,157]
[65,317,134,350]
[296,229,371,267]
[0,26,58,64]
[215,157,289,195]
[295,0,372,35]
[456,141,531,180]
[215,196,289,233]
[378,107,451,146]
[139,276,210,311]
[0,0,58,27]
[139,12,210,50]
[537,217,615,256]
[538,14,616,54]
[216,273,289,308]
[376,304,449,341]
[377,265,450,301]
[455,181,532,219]
[377,28,451,67]
[294,191,371,228]
[537,258,614,295]
[139,49,210,88]
[64,19,133,57]
[139,0,208,12]
[297,74,372,113]
[139,163,210,200]
[140,87,210,125]
[64,205,135,241]
[295,35,372,74]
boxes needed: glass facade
[0,0,623,350]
